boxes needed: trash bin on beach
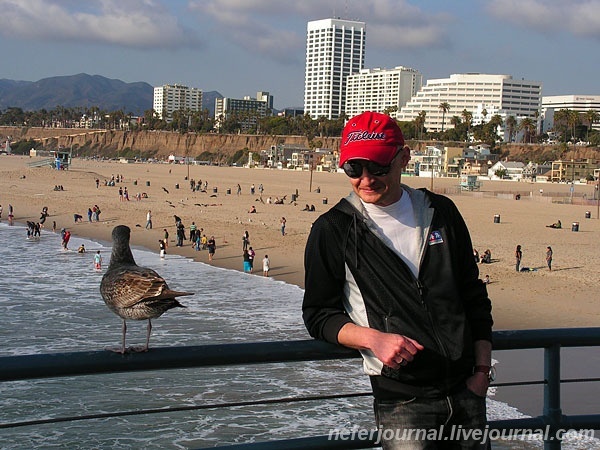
[133,180,137,186]
[493,214,500,224]
[585,211,591,219]
[146,181,150,187]
[315,188,320,193]
[213,187,218,193]
[323,197,328,205]
[226,188,231,195]
[175,184,179,189]
[572,222,579,232]
[291,194,297,201]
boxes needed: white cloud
[189,0,452,63]
[486,0,600,39]
[0,0,202,49]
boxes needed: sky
[1,0,599,110]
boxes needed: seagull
[162,187,169,194]
[100,225,193,353]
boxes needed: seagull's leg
[122,319,127,354]
[144,319,152,352]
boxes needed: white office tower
[542,95,600,132]
[345,66,423,119]
[304,18,366,120]
[397,74,542,133]
[153,84,203,121]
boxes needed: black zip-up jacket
[302,187,493,399]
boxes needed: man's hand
[371,331,424,369]
[337,323,424,369]
[466,372,489,397]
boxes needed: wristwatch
[473,365,496,382]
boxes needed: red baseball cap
[340,111,405,167]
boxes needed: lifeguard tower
[460,175,481,191]
[53,148,72,170]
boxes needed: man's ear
[399,145,411,167]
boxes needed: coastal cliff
[0,126,341,160]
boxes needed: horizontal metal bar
[1,328,600,382]
[0,339,358,382]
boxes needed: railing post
[543,344,562,450]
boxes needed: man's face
[348,147,410,206]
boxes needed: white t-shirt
[361,192,420,278]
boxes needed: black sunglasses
[342,152,400,179]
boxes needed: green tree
[461,109,473,141]
[583,109,599,142]
[505,116,517,143]
[439,102,450,132]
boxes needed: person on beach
[62,229,71,250]
[546,220,562,229]
[248,247,255,273]
[302,111,493,449]
[207,236,216,261]
[546,246,553,271]
[163,229,169,248]
[0,204,2,219]
[280,217,286,236]
[146,210,152,229]
[94,250,102,269]
[262,255,270,277]
[515,245,523,272]
[242,231,250,251]
[242,249,252,272]
[159,239,166,258]
[87,208,93,222]
[78,244,86,253]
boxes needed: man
[302,111,493,449]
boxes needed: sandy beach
[1,154,599,331]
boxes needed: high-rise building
[397,74,542,136]
[214,92,273,131]
[153,84,202,121]
[345,66,423,119]
[542,95,600,133]
[304,18,366,120]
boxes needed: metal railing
[1,328,599,450]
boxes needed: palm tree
[566,110,581,142]
[505,116,517,143]
[461,109,473,141]
[481,108,488,124]
[518,118,536,143]
[583,109,599,142]
[438,102,450,132]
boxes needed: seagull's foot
[104,345,127,354]
[128,345,149,353]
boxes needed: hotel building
[153,84,202,121]
[214,92,273,131]
[542,95,600,133]
[345,66,423,118]
[396,74,542,137]
[304,18,366,120]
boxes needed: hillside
[0,74,222,116]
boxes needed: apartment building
[304,18,366,120]
[345,66,423,118]
[153,84,202,121]
[396,73,542,136]
[542,95,600,133]
[215,92,273,131]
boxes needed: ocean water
[0,222,596,449]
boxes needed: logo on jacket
[428,230,444,245]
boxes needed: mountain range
[0,73,222,116]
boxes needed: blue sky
[1,0,599,110]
